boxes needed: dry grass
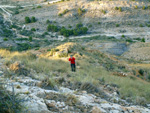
[0,42,150,103]
[129,63,150,69]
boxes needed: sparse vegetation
[0,84,23,113]
[134,5,138,9]
[121,35,125,38]
[3,38,8,41]
[115,7,122,12]
[116,24,120,27]
[58,9,69,16]
[25,16,36,24]
[77,8,86,16]
[31,28,36,31]
[31,16,36,23]
[47,23,88,37]
[88,24,92,28]
[37,6,42,8]
[25,16,31,23]
[29,36,33,42]
[139,24,144,27]
[0,0,150,111]
[141,38,145,42]
[142,6,146,10]
[0,41,150,104]
[47,24,59,32]
[101,10,106,14]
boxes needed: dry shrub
[9,62,29,76]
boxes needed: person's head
[70,55,73,58]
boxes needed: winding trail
[0,6,13,24]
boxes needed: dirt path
[0,6,13,24]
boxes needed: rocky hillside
[0,0,150,112]
[0,42,150,112]
[6,0,150,40]
[0,0,150,40]
[1,73,150,113]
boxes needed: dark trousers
[71,64,76,72]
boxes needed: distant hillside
[4,0,149,41]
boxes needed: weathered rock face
[0,75,149,113]
[44,42,82,58]
[54,49,68,58]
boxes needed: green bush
[25,16,36,23]
[62,9,69,14]
[2,28,13,37]
[14,10,19,14]
[139,69,144,75]
[10,24,21,30]
[88,24,92,28]
[3,38,8,41]
[126,39,133,43]
[0,85,23,113]
[37,6,42,8]
[60,25,88,37]
[25,17,31,23]
[142,6,146,10]
[42,32,49,36]
[47,24,59,32]
[139,24,144,27]
[68,24,72,28]
[116,24,120,27]
[146,24,150,27]
[19,30,33,36]
[31,16,36,23]
[77,8,86,16]
[141,38,145,42]
[115,7,122,12]
[101,10,106,14]
[29,36,33,42]
[58,13,63,16]
[17,43,32,51]
[134,5,138,9]
[31,28,36,31]
[121,35,125,38]
[115,7,119,10]
[119,7,122,12]
[47,23,88,37]
[46,20,50,24]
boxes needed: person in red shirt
[69,55,76,72]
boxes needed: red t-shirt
[69,57,75,64]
